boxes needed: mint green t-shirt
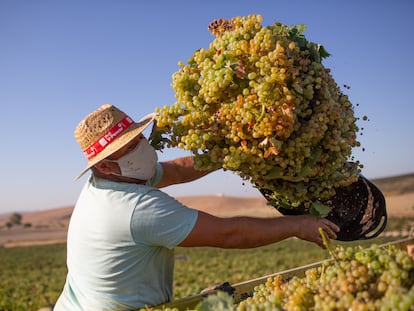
[54,164,198,310]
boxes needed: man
[55,104,339,310]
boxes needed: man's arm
[156,156,215,188]
[179,211,339,249]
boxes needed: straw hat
[74,104,156,179]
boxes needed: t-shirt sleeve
[130,189,198,249]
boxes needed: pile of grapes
[144,244,413,311]
[236,244,414,311]
[154,14,363,209]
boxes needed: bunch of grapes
[237,244,414,310]
[155,14,362,208]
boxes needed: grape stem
[257,104,266,121]
[318,227,337,260]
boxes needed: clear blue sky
[1,0,413,213]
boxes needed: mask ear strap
[104,158,116,163]
[101,158,147,183]
[94,160,118,176]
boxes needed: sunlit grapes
[154,14,362,209]
[237,244,414,311]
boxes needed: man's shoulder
[90,175,149,192]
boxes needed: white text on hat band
[83,116,134,160]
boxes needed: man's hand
[292,215,339,249]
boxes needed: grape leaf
[195,291,234,311]
[310,201,332,218]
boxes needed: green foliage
[9,213,22,225]
[310,201,332,218]
[195,291,234,311]
[0,222,406,310]
[0,244,67,311]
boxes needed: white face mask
[109,138,158,180]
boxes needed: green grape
[154,14,363,209]
[232,244,414,310]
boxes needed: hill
[372,172,414,195]
[1,172,413,247]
